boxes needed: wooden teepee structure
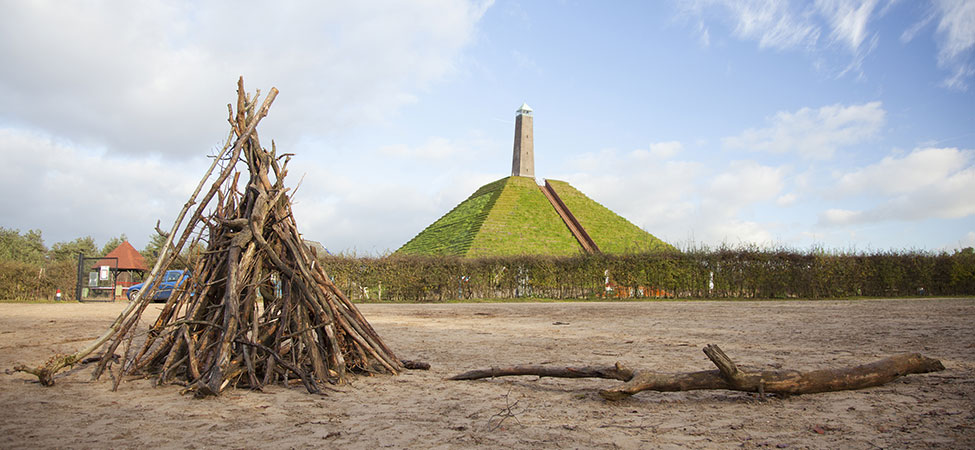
[17,78,402,396]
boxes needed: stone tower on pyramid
[396,104,673,257]
[511,102,534,178]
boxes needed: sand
[1,298,973,449]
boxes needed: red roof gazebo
[92,241,148,288]
[94,241,148,271]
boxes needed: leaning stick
[95,81,278,382]
[14,78,278,386]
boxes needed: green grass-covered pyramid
[395,176,674,257]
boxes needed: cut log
[449,362,633,381]
[448,345,945,401]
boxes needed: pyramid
[396,175,673,257]
[397,103,672,258]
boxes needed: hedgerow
[320,247,975,302]
[4,247,972,302]
[0,260,77,301]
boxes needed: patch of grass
[0,298,66,303]
[397,177,674,257]
[396,176,581,257]
[396,178,507,256]
[467,177,580,257]
[546,179,675,254]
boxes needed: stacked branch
[449,344,944,400]
[16,78,402,395]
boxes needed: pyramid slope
[466,176,580,257]
[546,179,676,254]
[396,178,507,256]
[396,177,674,257]
[396,177,580,257]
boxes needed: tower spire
[511,102,534,178]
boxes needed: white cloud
[816,0,881,53]
[835,147,972,194]
[901,8,937,43]
[934,0,975,90]
[0,1,492,252]
[648,141,684,159]
[697,21,712,47]
[820,147,975,225]
[725,0,821,50]
[562,147,788,246]
[379,137,462,160]
[898,0,975,90]
[777,193,798,206]
[722,102,885,159]
[292,162,500,254]
[0,128,201,248]
[707,160,785,208]
[681,0,973,85]
[941,64,975,90]
[0,1,491,159]
[629,141,684,160]
[563,148,701,236]
[707,219,777,245]
[934,0,975,64]
[820,208,863,225]
[815,0,881,77]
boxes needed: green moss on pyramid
[546,179,676,254]
[395,177,507,256]
[395,176,674,257]
[466,177,580,257]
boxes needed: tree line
[2,226,973,302]
[318,247,975,302]
[0,227,169,300]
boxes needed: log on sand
[449,344,945,401]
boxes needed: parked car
[127,270,191,301]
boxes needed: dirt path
[2,299,973,449]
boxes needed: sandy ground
[1,298,973,449]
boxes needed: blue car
[127,270,191,301]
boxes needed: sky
[1,0,973,255]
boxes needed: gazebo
[92,241,148,289]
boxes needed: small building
[93,241,148,288]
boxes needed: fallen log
[448,344,945,401]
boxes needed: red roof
[93,241,148,271]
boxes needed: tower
[511,102,534,178]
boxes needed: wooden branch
[447,345,945,401]
[14,78,402,398]
[449,362,633,381]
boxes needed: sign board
[89,272,98,287]
[100,265,111,281]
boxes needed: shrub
[318,247,975,302]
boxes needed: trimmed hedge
[319,248,975,302]
[0,260,77,301]
[4,248,972,302]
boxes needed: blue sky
[1,0,973,254]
